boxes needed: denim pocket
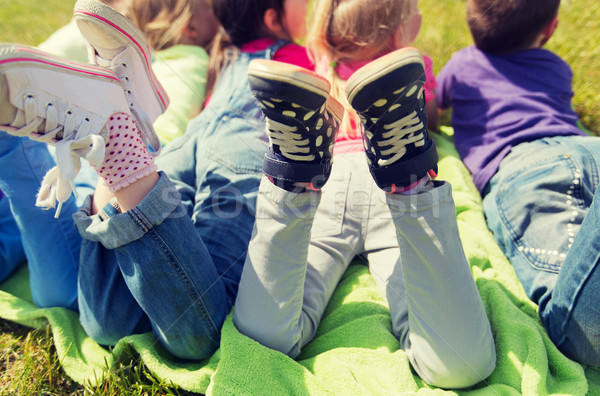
[495,152,585,273]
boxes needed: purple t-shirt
[436,46,585,192]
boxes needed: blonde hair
[127,0,205,51]
[306,0,416,138]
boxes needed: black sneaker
[248,59,343,190]
[345,47,438,191]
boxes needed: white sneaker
[73,0,168,154]
[0,44,130,215]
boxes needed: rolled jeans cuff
[74,171,182,249]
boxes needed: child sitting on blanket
[0,0,312,360]
[436,0,600,366]
[233,0,496,388]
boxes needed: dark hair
[205,0,285,98]
[212,0,285,47]
[467,0,560,53]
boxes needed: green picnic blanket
[1,129,598,395]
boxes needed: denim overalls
[74,40,289,360]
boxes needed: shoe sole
[249,59,330,100]
[73,0,169,111]
[345,47,424,110]
[0,44,119,81]
[248,59,344,122]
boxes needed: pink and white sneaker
[73,0,168,154]
[0,44,132,215]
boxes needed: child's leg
[0,43,136,310]
[483,136,600,366]
[57,6,232,356]
[349,48,495,388]
[76,214,152,345]
[74,173,229,359]
[234,59,350,357]
[0,190,25,282]
[234,173,357,358]
[0,136,80,310]
[547,184,600,366]
[367,183,495,388]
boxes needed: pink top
[241,38,315,70]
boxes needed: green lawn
[0,0,599,394]
[0,0,73,46]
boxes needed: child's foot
[248,59,343,190]
[346,47,438,192]
[73,0,168,153]
[0,44,154,215]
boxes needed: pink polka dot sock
[92,113,157,192]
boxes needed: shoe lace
[13,94,106,217]
[113,61,162,155]
[373,110,424,166]
[266,118,314,162]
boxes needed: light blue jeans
[483,135,600,366]
[235,152,496,388]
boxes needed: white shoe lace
[374,110,424,167]
[112,59,162,155]
[266,118,314,162]
[11,94,106,217]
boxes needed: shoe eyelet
[121,62,127,68]
[25,93,35,100]
[45,103,53,109]
[84,117,90,122]
[65,110,73,116]
[126,89,132,95]
[124,76,129,81]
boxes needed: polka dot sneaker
[248,59,343,190]
[345,47,438,191]
[0,44,132,215]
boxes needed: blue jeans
[75,173,230,359]
[0,191,26,283]
[483,135,600,365]
[0,136,85,310]
[75,41,286,359]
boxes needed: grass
[0,0,599,394]
[0,320,80,394]
[0,320,190,395]
[0,0,73,46]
